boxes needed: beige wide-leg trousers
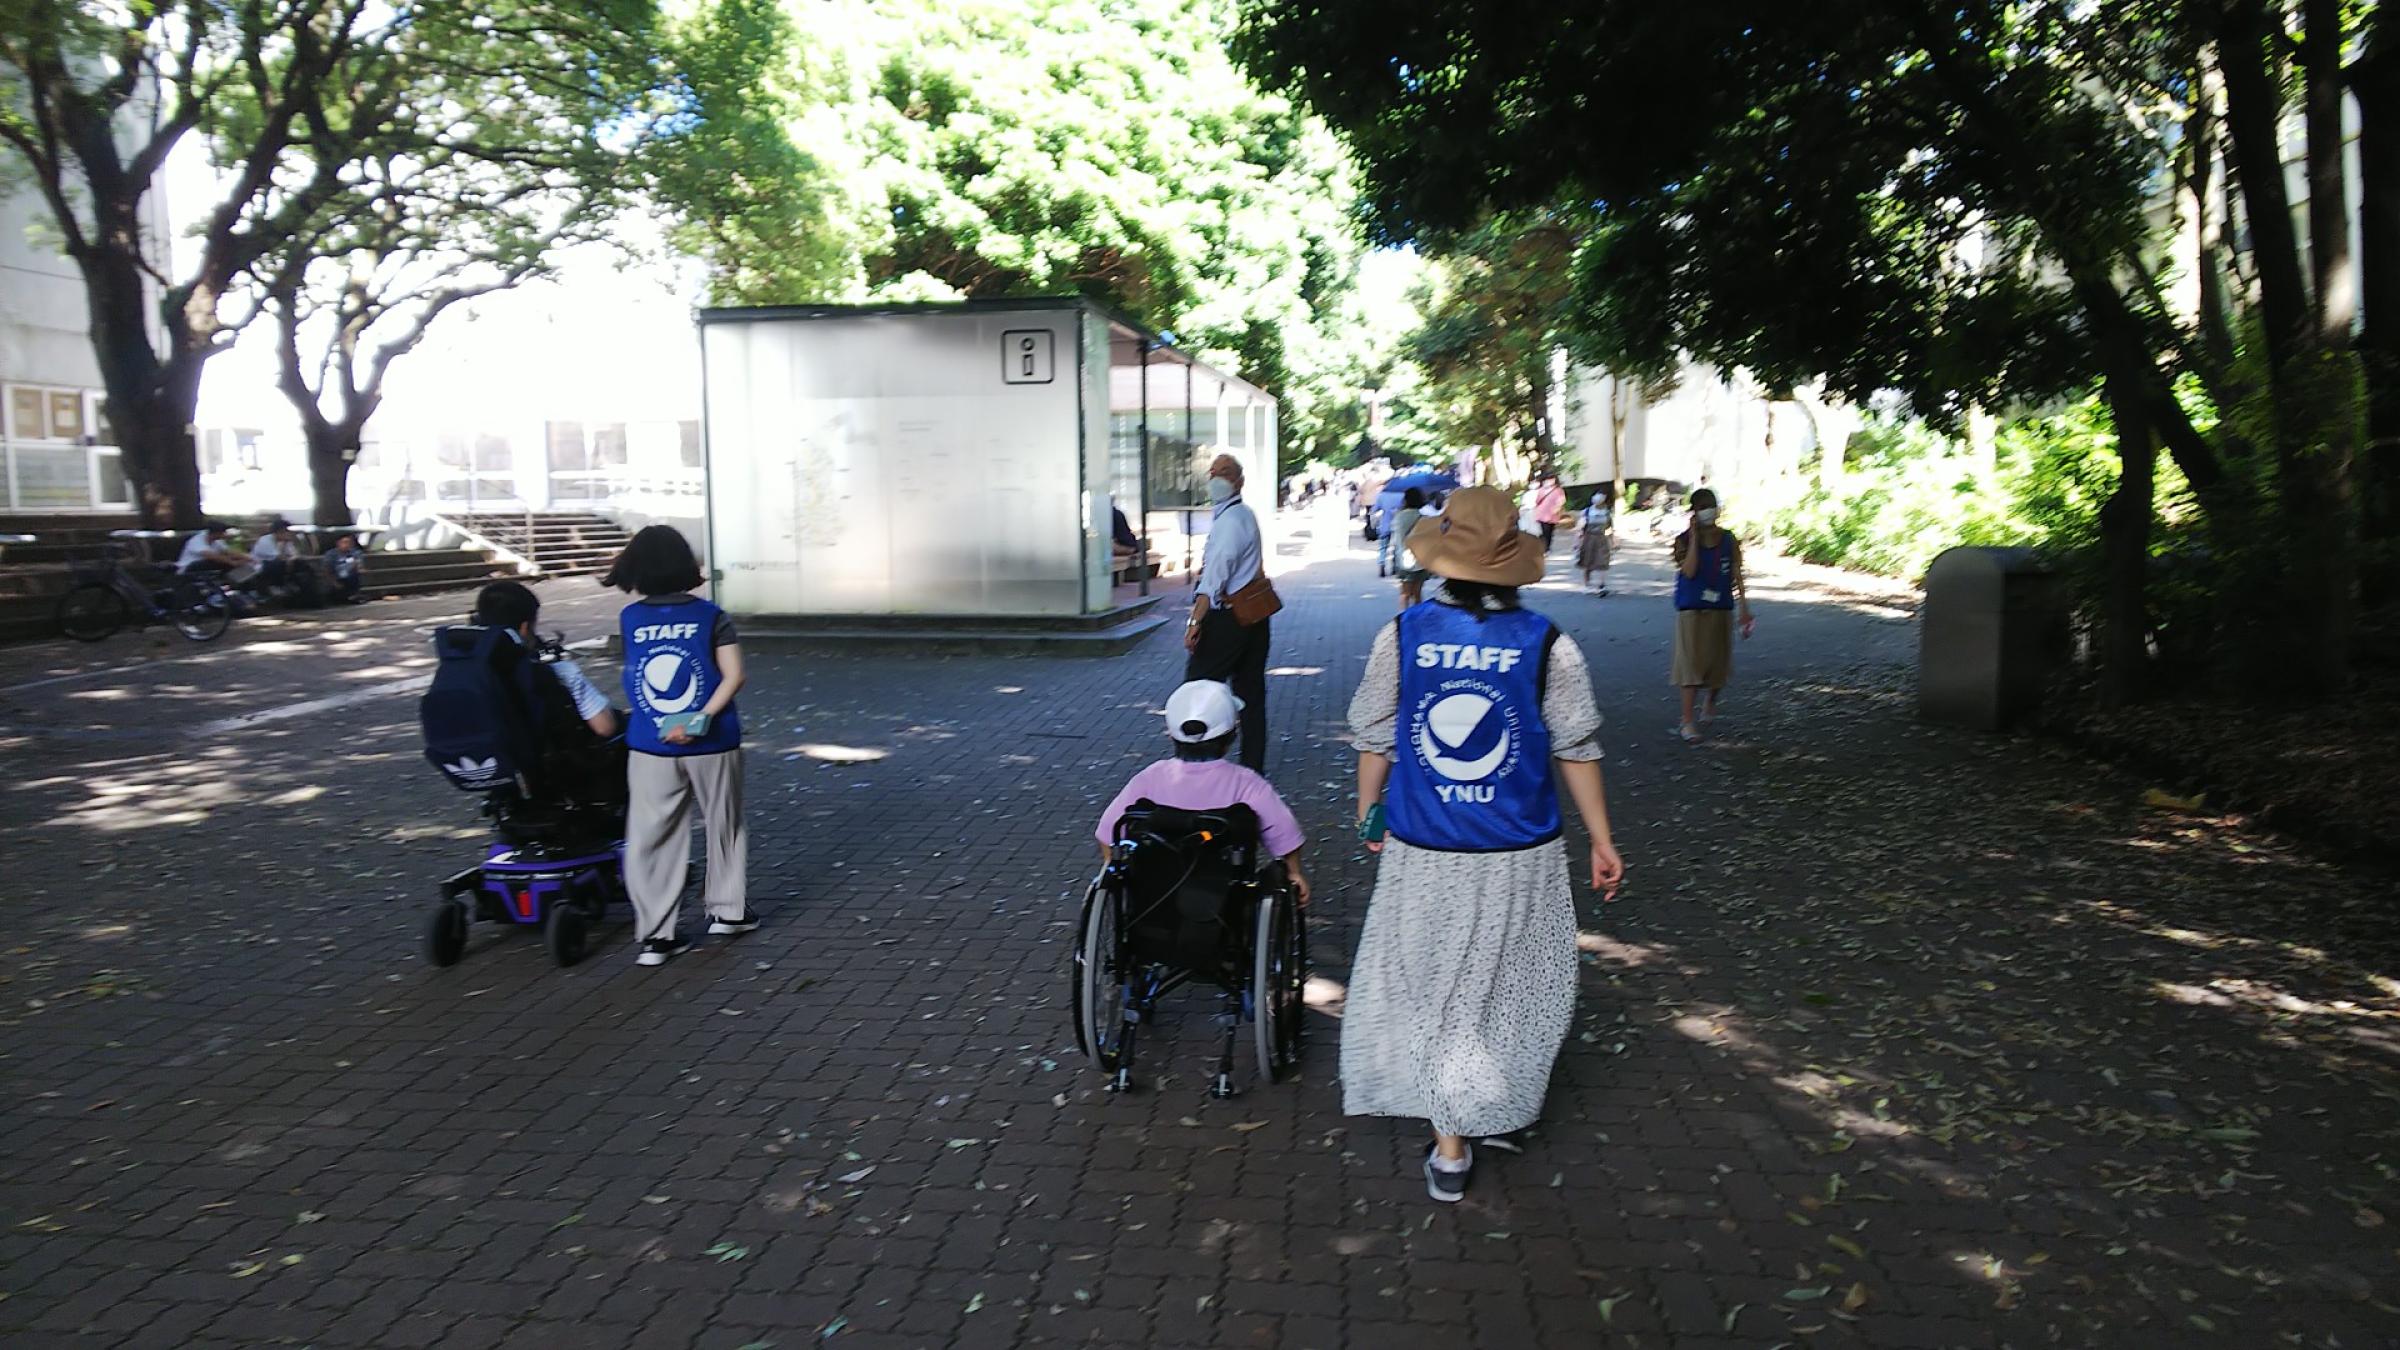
[625,749,748,940]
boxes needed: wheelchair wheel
[56,583,126,642]
[425,901,467,967]
[546,903,588,968]
[1251,888,1305,1085]
[1073,878,1126,1073]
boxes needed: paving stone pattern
[2,530,2398,1349]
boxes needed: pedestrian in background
[324,533,366,604]
[1390,487,1430,610]
[1343,484,1626,1203]
[1575,489,1613,595]
[1533,473,1567,552]
[1184,453,1275,772]
[608,525,754,966]
[1670,487,1753,742]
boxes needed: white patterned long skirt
[1338,835,1577,1137]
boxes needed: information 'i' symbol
[1019,336,1037,379]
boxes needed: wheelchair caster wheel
[1210,1072,1236,1100]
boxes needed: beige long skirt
[1672,609,1734,689]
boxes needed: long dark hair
[1439,579,1521,616]
[1402,487,1426,509]
[603,525,705,595]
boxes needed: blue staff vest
[620,597,742,756]
[1387,602,1561,853]
[1675,534,1737,610]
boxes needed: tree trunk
[306,423,362,527]
[2217,0,2354,700]
[82,246,208,529]
[114,408,205,531]
[1608,376,1628,507]
[2358,34,2400,558]
[2099,371,2156,706]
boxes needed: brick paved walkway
[3,525,2399,1349]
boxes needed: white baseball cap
[1164,680,1243,742]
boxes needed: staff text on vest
[1413,643,1524,672]
[633,623,702,643]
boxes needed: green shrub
[1763,394,2186,593]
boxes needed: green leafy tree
[0,0,701,528]
[1241,0,2371,700]
[706,0,1372,478]
[251,0,807,524]
[1404,212,1577,485]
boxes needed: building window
[201,427,263,472]
[546,420,587,473]
[5,383,97,441]
[591,423,628,468]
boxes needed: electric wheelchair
[1071,801,1308,1097]
[418,624,629,969]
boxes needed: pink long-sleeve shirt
[1095,758,1306,858]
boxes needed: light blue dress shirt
[1195,495,1263,606]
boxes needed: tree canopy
[1240,0,2382,699]
[681,0,1381,475]
[0,0,722,526]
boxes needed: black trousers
[1185,609,1271,771]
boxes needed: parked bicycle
[55,530,232,643]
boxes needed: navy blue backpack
[420,626,547,795]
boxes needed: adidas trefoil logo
[444,755,501,784]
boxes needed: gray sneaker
[1424,1143,1472,1203]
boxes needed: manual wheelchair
[1071,802,1308,1098]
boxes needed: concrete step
[359,577,513,601]
[0,567,78,600]
[750,597,1161,635]
[742,611,1171,658]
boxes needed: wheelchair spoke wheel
[170,577,231,641]
[56,583,126,642]
[1252,889,1305,1085]
[1075,877,1127,1072]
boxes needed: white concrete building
[1561,360,1827,506]
[0,177,166,514]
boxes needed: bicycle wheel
[55,583,127,642]
[169,577,231,642]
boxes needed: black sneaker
[636,937,692,967]
[707,913,759,936]
[1424,1143,1472,1203]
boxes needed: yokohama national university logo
[1410,680,1525,803]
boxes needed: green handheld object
[1357,802,1387,844]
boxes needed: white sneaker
[1676,723,1701,743]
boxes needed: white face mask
[1206,476,1236,504]
[1695,507,1719,526]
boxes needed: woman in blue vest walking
[1671,487,1753,743]
[1343,486,1626,1202]
[606,526,753,966]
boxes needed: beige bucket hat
[1404,484,1545,587]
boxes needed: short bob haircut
[603,524,705,596]
[474,579,541,630]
